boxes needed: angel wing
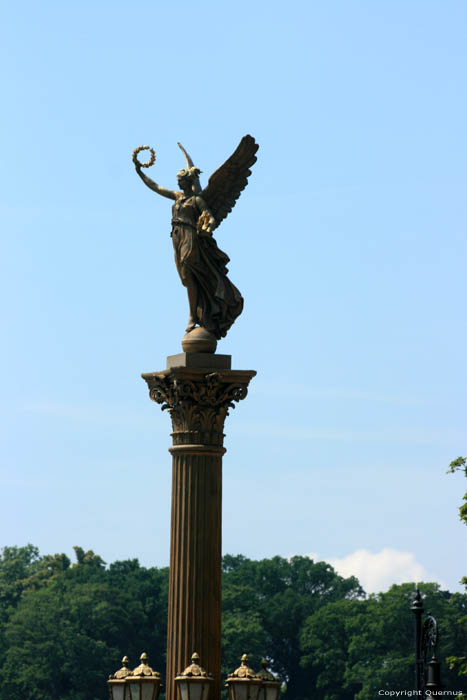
[201,135,258,231]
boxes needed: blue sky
[1,0,466,593]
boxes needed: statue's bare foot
[185,320,196,333]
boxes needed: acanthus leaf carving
[144,370,254,446]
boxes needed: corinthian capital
[142,367,256,447]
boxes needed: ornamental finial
[132,652,161,678]
[109,655,132,680]
[227,654,259,679]
[257,659,278,682]
[176,652,212,678]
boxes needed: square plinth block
[166,353,232,370]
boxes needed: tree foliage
[448,456,467,527]
[0,546,168,700]
[447,456,467,698]
[222,554,362,700]
[300,582,467,700]
[0,546,466,699]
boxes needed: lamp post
[411,589,424,692]
[422,615,441,695]
[411,589,442,697]
[174,652,213,700]
[226,654,262,700]
[256,659,280,700]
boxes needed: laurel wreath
[132,145,156,168]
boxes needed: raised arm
[135,163,177,201]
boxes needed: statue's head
[177,166,201,192]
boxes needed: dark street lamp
[411,589,442,697]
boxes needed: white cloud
[307,548,445,594]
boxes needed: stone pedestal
[142,360,256,700]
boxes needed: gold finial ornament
[107,655,132,700]
[256,660,281,700]
[131,652,161,677]
[177,652,212,678]
[228,654,258,679]
[175,652,213,700]
[257,659,277,681]
[132,145,156,168]
[226,654,262,700]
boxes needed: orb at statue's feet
[182,327,217,354]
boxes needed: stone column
[142,356,256,700]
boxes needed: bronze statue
[133,136,258,351]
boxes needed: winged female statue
[133,135,258,351]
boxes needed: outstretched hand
[132,145,156,171]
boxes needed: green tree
[3,545,467,699]
[0,545,42,621]
[222,554,363,699]
[301,582,467,700]
[345,583,433,699]
[447,456,467,697]
[448,457,467,527]
[300,598,361,700]
[0,547,168,700]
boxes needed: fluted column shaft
[143,366,256,700]
[167,445,223,700]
